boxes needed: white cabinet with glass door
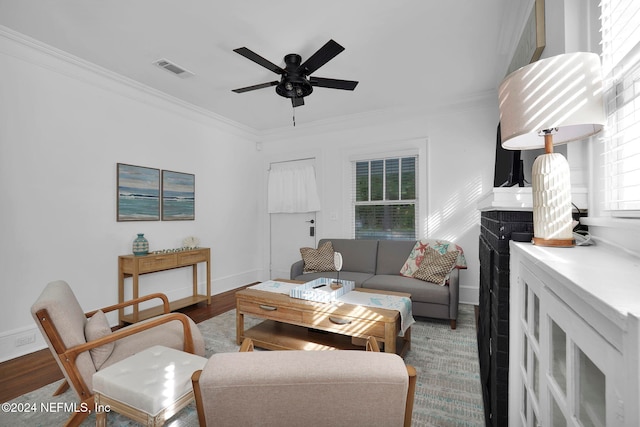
[509,242,640,427]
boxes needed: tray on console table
[118,248,211,324]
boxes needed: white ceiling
[0,0,523,132]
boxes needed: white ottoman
[92,345,207,426]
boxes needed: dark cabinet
[478,210,532,426]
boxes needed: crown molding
[259,90,498,143]
[0,25,260,141]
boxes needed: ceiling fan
[232,39,359,108]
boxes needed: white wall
[0,34,263,361]
[259,97,498,305]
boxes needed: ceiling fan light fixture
[276,77,313,99]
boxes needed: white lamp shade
[498,52,606,150]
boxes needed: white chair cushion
[92,345,207,416]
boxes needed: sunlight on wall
[424,175,484,241]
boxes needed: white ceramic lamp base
[531,152,575,247]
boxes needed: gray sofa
[290,238,464,329]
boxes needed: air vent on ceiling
[152,58,195,78]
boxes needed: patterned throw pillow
[84,310,114,369]
[300,241,337,273]
[399,239,466,277]
[413,247,460,285]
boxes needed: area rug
[1,304,484,426]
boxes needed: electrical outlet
[15,332,36,347]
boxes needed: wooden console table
[118,248,211,324]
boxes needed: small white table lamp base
[531,152,575,247]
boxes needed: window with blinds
[352,156,417,240]
[600,0,640,215]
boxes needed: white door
[269,158,318,279]
[270,212,316,279]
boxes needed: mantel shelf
[477,186,587,212]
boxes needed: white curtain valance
[268,164,321,213]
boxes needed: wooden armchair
[192,338,417,427]
[31,280,205,427]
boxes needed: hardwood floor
[0,285,250,404]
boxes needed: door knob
[306,219,315,224]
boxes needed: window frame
[598,0,640,217]
[351,154,419,240]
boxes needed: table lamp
[331,252,343,289]
[498,52,606,247]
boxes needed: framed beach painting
[162,170,195,221]
[117,163,161,221]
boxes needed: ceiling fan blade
[299,39,345,75]
[291,97,305,107]
[232,81,279,93]
[233,47,284,74]
[310,77,359,90]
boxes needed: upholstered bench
[92,345,207,426]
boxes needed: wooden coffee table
[236,282,411,357]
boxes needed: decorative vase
[132,233,149,256]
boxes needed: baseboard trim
[459,285,479,306]
[0,325,48,364]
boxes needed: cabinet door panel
[577,349,606,427]
[544,285,621,427]
[551,320,567,396]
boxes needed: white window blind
[601,0,640,215]
[351,156,417,240]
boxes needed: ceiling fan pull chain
[292,103,296,127]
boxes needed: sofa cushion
[399,239,467,277]
[413,247,460,285]
[375,240,417,275]
[300,241,336,273]
[318,239,378,274]
[362,275,450,306]
[85,310,115,369]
